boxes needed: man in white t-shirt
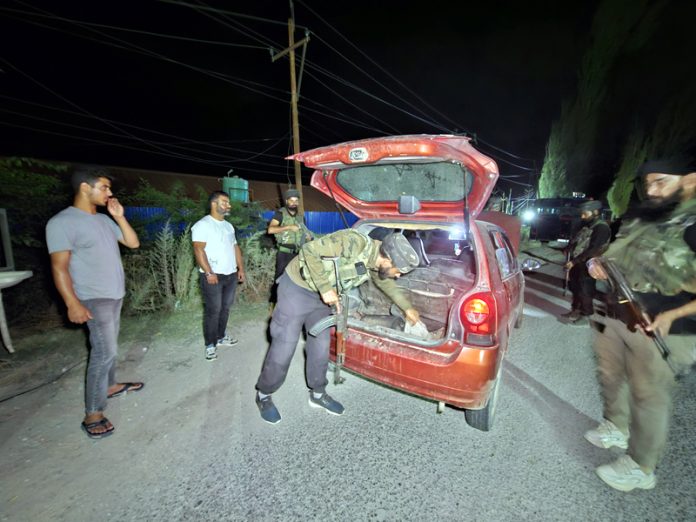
[192,191,246,361]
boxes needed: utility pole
[271,5,309,216]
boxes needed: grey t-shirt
[45,206,125,300]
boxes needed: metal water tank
[222,176,249,203]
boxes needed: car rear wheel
[464,365,502,431]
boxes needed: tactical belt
[278,244,299,254]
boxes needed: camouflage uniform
[256,229,413,396]
[593,198,696,470]
[271,207,312,280]
[567,217,611,316]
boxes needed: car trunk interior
[346,224,477,343]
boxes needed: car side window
[490,229,517,279]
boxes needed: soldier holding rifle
[561,200,611,325]
[585,158,696,492]
[254,229,420,424]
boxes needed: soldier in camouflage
[254,229,421,424]
[561,200,611,325]
[585,158,696,492]
[268,189,313,301]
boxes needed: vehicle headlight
[522,210,536,223]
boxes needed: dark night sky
[0,1,692,193]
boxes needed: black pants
[270,250,297,303]
[256,273,332,395]
[568,263,595,315]
[199,272,238,346]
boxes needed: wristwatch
[204,272,214,277]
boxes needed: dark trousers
[199,272,238,346]
[256,273,332,395]
[569,263,595,315]
[270,250,297,303]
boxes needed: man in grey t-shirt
[46,166,141,439]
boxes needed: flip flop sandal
[81,418,115,439]
[107,382,145,399]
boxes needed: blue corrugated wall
[262,211,358,234]
[124,207,358,237]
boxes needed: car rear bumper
[332,330,501,409]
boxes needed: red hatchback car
[292,135,524,431]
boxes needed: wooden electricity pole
[271,11,309,215]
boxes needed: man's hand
[106,197,124,218]
[321,289,340,310]
[404,308,420,325]
[586,258,608,280]
[67,302,93,324]
[205,273,219,285]
[287,224,300,232]
[645,311,676,337]
[237,269,245,283]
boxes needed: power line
[0,94,287,159]
[0,120,301,180]
[4,8,393,136]
[0,6,269,48]
[297,1,453,130]
[158,0,309,30]
[297,0,538,164]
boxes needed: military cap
[381,233,419,274]
[638,158,695,177]
[284,189,300,200]
[579,200,602,212]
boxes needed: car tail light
[460,292,497,347]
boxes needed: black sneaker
[256,393,281,424]
[308,392,345,415]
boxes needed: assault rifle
[307,256,348,385]
[596,257,677,375]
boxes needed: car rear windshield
[336,161,473,202]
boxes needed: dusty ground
[2,250,694,521]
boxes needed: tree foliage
[0,157,69,247]
[608,91,696,217]
[538,0,661,197]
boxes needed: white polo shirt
[191,215,238,275]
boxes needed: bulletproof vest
[274,207,304,247]
[607,199,696,295]
[572,219,609,258]
[298,230,376,293]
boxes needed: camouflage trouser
[593,317,696,469]
[256,272,332,395]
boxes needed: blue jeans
[199,272,238,346]
[83,298,123,414]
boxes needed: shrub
[238,231,276,303]
[123,223,199,314]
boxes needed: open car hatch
[289,135,499,222]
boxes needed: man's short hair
[71,166,113,193]
[208,190,229,208]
